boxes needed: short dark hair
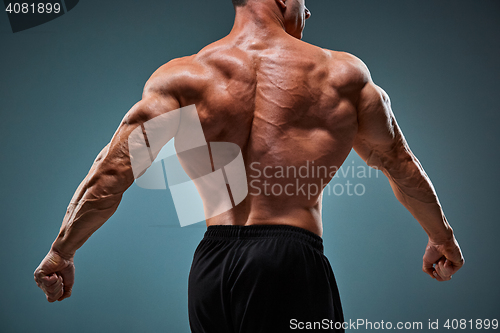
[232,0,248,7]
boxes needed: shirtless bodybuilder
[34,1,464,332]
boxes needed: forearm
[52,146,133,258]
[51,191,123,258]
[383,155,453,242]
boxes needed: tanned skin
[35,0,464,303]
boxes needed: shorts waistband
[204,225,324,252]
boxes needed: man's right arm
[33,56,201,302]
[352,63,464,281]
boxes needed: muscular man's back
[168,32,363,235]
[34,0,463,312]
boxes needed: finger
[46,280,64,302]
[423,266,436,279]
[34,268,47,287]
[42,274,60,287]
[43,275,63,294]
[422,259,437,278]
[434,261,452,281]
[432,271,445,282]
[432,268,450,282]
[47,288,64,303]
[430,259,445,281]
[438,259,451,274]
[46,276,64,300]
[41,276,62,296]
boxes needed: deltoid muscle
[128,104,248,227]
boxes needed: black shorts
[188,225,344,332]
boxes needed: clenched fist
[34,250,75,302]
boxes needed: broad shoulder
[143,55,209,104]
[322,49,372,91]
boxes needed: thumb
[422,260,435,278]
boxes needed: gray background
[1,0,498,332]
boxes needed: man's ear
[275,0,287,10]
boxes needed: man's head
[232,0,249,6]
[233,0,311,40]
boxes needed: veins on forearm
[61,147,132,234]
[371,140,438,204]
